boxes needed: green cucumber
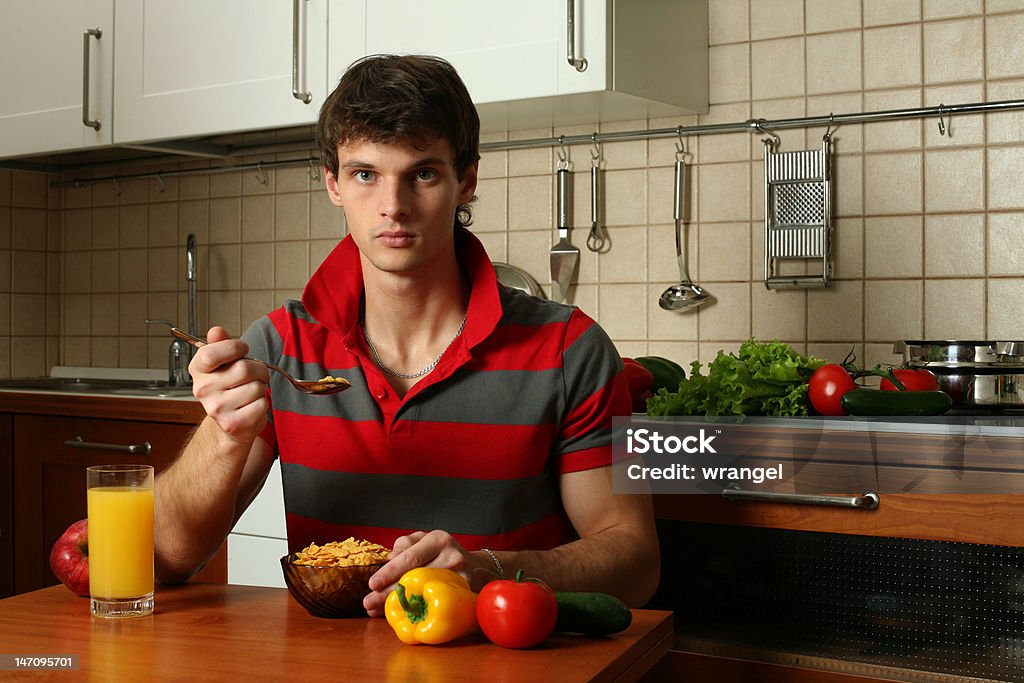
[554,591,632,635]
[840,388,953,416]
[633,356,686,393]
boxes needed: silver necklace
[361,314,467,379]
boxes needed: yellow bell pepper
[385,567,477,645]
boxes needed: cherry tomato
[808,364,857,416]
[880,368,940,392]
[476,570,558,649]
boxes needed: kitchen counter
[0,389,205,423]
[0,584,673,681]
[624,414,1024,497]
[635,412,1024,437]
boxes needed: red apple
[50,519,89,596]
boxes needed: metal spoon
[148,320,350,395]
[659,157,710,312]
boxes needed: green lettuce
[646,339,826,417]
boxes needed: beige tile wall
[2,0,1024,378]
[0,170,61,377]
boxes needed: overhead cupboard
[0,1,114,158]
[0,0,707,159]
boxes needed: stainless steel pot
[894,340,1024,408]
[493,262,545,299]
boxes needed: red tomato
[808,364,857,416]
[880,368,940,392]
[476,570,558,649]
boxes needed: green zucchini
[554,591,632,635]
[840,388,953,416]
[633,356,686,393]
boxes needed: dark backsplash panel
[651,520,1024,682]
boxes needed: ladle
[659,155,710,312]
[147,320,350,395]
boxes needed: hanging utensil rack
[40,97,1024,188]
[482,98,1023,151]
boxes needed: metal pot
[493,262,545,299]
[894,340,1024,408]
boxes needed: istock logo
[626,427,717,454]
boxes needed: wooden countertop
[0,391,205,423]
[0,584,673,681]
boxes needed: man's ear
[457,161,479,205]
[324,168,344,207]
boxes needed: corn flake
[293,537,390,567]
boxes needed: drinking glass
[86,464,155,617]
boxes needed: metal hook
[308,159,320,182]
[937,104,947,136]
[590,133,600,167]
[111,176,122,197]
[754,119,781,148]
[255,163,269,185]
[675,125,688,160]
[155,173,166,193]
[824,113,836,141]
[556,136,569,169]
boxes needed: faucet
[186,233,198,346]
[146,234,199,386]
[174,233,199,385]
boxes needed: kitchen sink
[0,377,194,398]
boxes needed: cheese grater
[763,134,833,289]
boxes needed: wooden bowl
[280,554,383,618]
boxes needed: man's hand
[362,530,490,617]
[189,326,270,445]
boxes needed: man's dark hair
[316,54,480,226]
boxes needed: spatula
[549,166,579,303]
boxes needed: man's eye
[355,170,375,182]
[416,169,437,181]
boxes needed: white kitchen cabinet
[228,535,288,588]
[114,0,334,145]
[330,0,708,132]
[228,458,288,588]
[0,0,114,158]
[3,0,706,159]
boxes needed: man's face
[324,137,478,277]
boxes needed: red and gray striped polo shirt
[241,228,630,554]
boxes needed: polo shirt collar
[301,227,503,350]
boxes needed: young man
[154,54,659,616]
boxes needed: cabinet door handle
[64,436,151,456]
[291,0,312,103]
[566,0,587,72]
[722,484,879,510]
[82,28,102,130]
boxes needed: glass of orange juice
[86,464,155,618]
